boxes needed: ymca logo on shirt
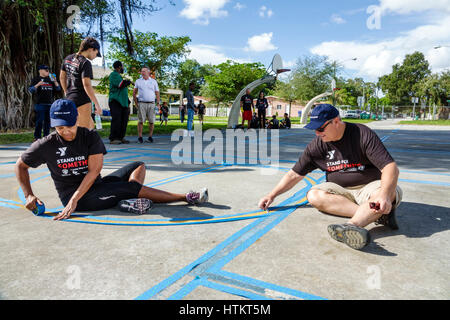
[327,150,336,160]
[57,147,67,156]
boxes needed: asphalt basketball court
[0,120,449,300]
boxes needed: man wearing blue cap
[258,104,402,250]
[15,99,209,220]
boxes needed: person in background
[28,65,61,141]
[197,99,206,125]
[108,60,132,145]
[133,66,160,143]
[280,113,291,129]
[240,88,254,130]
[255,91,268,129]
[60,37,102,130]
[269,115,279,129]
[160,101,169,126]
[185,82,197,136]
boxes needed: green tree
[290,55,334,102]
[174,59,215,95]
[107,30,191,89]
[273,76,298,116]
[379,51,431,105]
[200,60,266,108]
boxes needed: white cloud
[311,15,450,80]
[188,44,245,65]
[259,6,274,18]
[331,14,346,24]
[244,32,277,52]
[234,2,246,11]
[378,0,450,15]
[180,0,230,25]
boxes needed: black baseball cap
[50,99,78,127]
[38,65,49,71]
[304,104,340,130]
[84,38,102,57]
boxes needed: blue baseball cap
[50,99,78,127]
[304,104,340,130]
[38,65,49,71]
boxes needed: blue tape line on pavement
[200,279,272,300]
[135,217,268,300]
[215,270,325,300]
[399,178,450,187]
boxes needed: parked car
[344,110,360,119]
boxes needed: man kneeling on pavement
[258,104,402,250]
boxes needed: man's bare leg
[137,121,144,138]
[307,189,359,218]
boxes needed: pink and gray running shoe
[186,188,209,205]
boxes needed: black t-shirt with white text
[241,94,254,111]
[21,127,107,203]
[30,76,58,105]
[292,123,394,187]
[61,53,93,106]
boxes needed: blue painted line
[145,164,226,188]
[136,176,325,300]
[0,202,21,209]
[167,277,204,300]
[389,148,450,156]
[399,178,450,187]
[208,191,311,273]
[0,198,22,205]
[135,217,268,300]
[0,161,17,166]
[215,270,325,300]
[200,279,272,300]
[400,169,450,177]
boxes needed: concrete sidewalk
[0,124,449,300]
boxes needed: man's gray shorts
[310,180,403,208]
[137,102,156,124]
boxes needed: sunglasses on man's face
[316,120,332,132]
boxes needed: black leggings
[69,161,144,212]
[258,109,266,128]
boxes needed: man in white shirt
[133,66,160,143]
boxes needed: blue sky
[92,0,450,82]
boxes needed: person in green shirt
[109,61,132,144]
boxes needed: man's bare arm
[258,169,304,210]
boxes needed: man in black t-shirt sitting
[15,99,209,221]
[258,104,402,250]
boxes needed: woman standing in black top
[255,91,269,128]
[60,37,102,130]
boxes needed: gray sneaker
[327,223,370,250]
[118,198,153,215]
[186,188,209,205]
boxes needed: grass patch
[0,117,228,145]
[398,120,450,125]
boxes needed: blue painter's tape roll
[32,203,45,216]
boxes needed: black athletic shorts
[67,95,91,108]
[62,161,144,211]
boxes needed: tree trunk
[0,1,64,132]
